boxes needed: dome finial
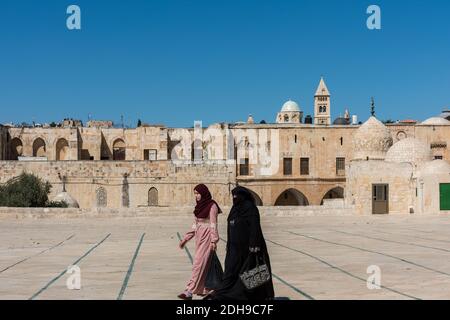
[371,97,376,117]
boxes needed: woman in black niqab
[207,186,275,300]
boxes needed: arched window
[56,138,69,161]
[96,187,107,207]
[10,138,23,160]
[148,187,158,206]
[113,139,126,160]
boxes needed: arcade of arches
[241,185,345,206]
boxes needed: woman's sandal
[177,292,193,300]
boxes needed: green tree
[0,173,53,207]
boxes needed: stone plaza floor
[1,214,450,300]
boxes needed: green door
[440,184,450,210]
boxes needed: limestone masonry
[1,78,450,215]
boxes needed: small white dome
[53,192,79,208]
[420,117,450,125]
[420,159,450,176]
[385,137,432,164]
[353,116,393,160]
[281,100,300,112]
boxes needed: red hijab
[193,184,222,219]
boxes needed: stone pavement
[1,214,450,300]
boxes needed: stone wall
[415,125,450,160]
[0,205,355,219]
[0,126,7,160]
[0,160,236,209]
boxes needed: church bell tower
[314,77,331,125]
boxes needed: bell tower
[314,77,331,125]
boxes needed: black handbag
[239,252,271,290]
[205,251,224,290]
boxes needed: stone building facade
[1,78,450,214]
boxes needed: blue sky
[0,0,449,127]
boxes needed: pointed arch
[56,138,69,160]
[113,138,126,160]
[10,137,23,160]
[321,187,344,205]
[148,187,158,206]
[246,188,263,206]
[274,188,309,206]
[32,138,46,157]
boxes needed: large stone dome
[353,116,393,160]
[385,137,432,164]
[281,100,300,112]
[420,159,450,176]
[53,192,80,208]
[419,117,450,125]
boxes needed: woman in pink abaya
[178,184,222,300]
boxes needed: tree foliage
[0,173,67,208]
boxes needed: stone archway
[148,187,158,206]
[274,188,309,206]
[33,138,46,157]
[246,188,263,206]
[321,186,344,205]
[56,138,69,161]
[113,139,126,160]
[10,138,23,160]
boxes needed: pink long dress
[182,203,219,295]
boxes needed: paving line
[29,233,111,300]
[265,237,420,300]
[365,228,450,245]
[329,229,450,254]
[117,233,146,300]
[176,232,193,264]
[218,237,314,300]
[1,234,75,274]
[288,230,450,278]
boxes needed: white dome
[385,137,432,164]
[353,116,393,160]
[420,117,450,125]
[53,192,79,208]
[281,100,300,112]
[420,159,450,176]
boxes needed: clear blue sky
[1,0,449,127]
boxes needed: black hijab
[229,186,256,220]
[232,186,255,205]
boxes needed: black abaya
[211,189,275,300]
